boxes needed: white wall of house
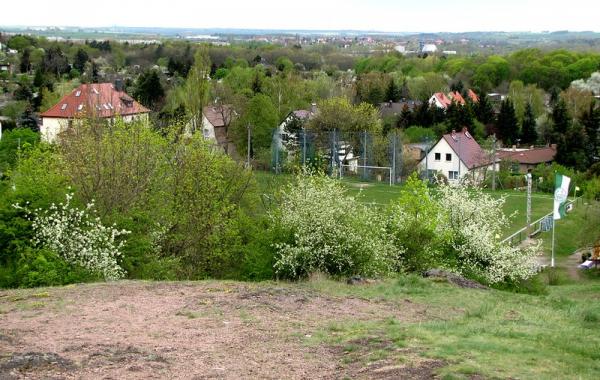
[201,114,216,140]
[428,95,445,109]
[40,117,70,143]
[419,138,469,182]
[41,113,149,143]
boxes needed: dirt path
[0,281,430,379]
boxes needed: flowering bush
[15,193,129,280]
[272,172,398,279]
[436,185,539,284]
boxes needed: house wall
[41,113,150,143]
[201,114,216,140]
[419,138,469,183]
[40,117,70,143]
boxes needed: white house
[419,128,496,184]
[40,83,150,142]
[422,44,438,53]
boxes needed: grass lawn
[302,274,600,379]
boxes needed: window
[449,171,459,180]
[446,153,452,161]
[434,153,441,161]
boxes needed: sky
[1,0,598,33]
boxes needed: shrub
[12,248,97,288]
[272,172,398,279]
[436,184,539,284]
[387,173,445,271]
[15,193,129,280]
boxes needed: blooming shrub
[15,193,129,280]
[436,185,539,284]
[272,172,398,279]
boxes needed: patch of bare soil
[0,281,427,379]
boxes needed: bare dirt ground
[0,281,436,379]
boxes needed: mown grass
[303,275,600,379]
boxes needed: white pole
[551,218,556,268]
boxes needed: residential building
[201,104,235,152]
[429,89,479,110]
[378,100,420,119]
[497,145,557,173]
[39,83,150,142]
[419,127,497,184]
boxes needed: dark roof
[497,146,557,165]
[40,83,150,119]
[442,128,491,169]
[378,100,421,118]
[203,105,234,127]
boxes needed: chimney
[551,144,557,150]
[512,145,516,152]
[461,127,468,133]
[114,79,124,92]
[530,145,534,150]
[310,103,317,114]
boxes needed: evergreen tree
[450,80,464,94]
[385,79,401,102]
[19,47,31,73]
[475,94,494,125]
[397,104,414,128]
[520,102,538,145]
[251,72,263,94]
[133,69,165,110]
[497,99,519,145]
[581,104,600,163]
[556,122,588,171]
[74,48,89,73]
[551,98,571,136]
[18,108,38,131]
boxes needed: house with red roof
[497,145,557,173]
[419,127,497,184]
[429,89,479,110]
[40,83,150,142]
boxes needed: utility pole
[492,134,497,191]
[526,172,532,233]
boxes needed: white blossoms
[15,193,129,281]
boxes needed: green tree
[520,103,538,145]
[0,128,39,175]
[385,78,401,102]
[133,69,165,110]
[19,48,31,73]
[581,104,600,165]
[235,94,278,154]
[308,97,381,134]
[551,98,571,137]
[475,94,495,125]
[496,99,519,145]
[73,48,89,73]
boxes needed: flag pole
[551,218,555,268]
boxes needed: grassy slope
[303,275,600,379]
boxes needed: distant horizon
[2,25,599,36]
[1,0,599,34]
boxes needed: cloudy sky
[1,0,598,32]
